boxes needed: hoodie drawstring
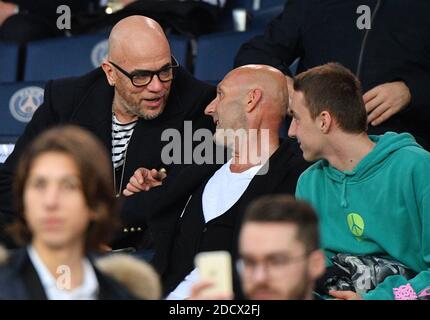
[341,178,348,208]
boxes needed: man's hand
[122,167,167,196]
[188,280,233,300]
[0,1,18,26]
[364,81,411,126]
[329,290,363,300]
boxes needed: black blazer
[147,139,310,295]
[0,248,136,300]
[0,66,215,248]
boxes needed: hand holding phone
[194,251,233,297]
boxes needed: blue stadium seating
[194,30,260,83]
[167,35,190,69]
[0,42,19,82]
[23,33,190,81]
[0,81,45,143]
[24,33,109,81]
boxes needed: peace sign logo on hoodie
[347,213,365,239]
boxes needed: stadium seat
[194,30,260,83]
[23,34,190,81]
[167,35,190,69]
[24,33,109,81]
[0,81,45,143]
[0,42,19,82]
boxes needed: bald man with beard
[124,65,309,299]
[0,16,215,250]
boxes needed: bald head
[223,65,289,118]
[102,16,174,122]
[108,16,170,64]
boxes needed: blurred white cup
[232,8,248,32]
[106,0,125,14]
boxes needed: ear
[318,111,332,134]
[308,249,326,280]
[245,88,262,113]
[88,204,104,222]
[88,209,98,221]
[101,60,115,87]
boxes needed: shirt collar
[27,245,99,299]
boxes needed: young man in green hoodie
[288,63,430,300]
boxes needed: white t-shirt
[27,246,99,300]
[202,159,263,223]
[166,159,263,300]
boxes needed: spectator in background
[237,195,325,300]
[235,0,430,150]
[191,195,326,300]
[0,0,90,43]
[290,63,430,300]
[79,0,227,36]
[0,126,161,300]
[0,16,215,251]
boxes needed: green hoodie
[296,132,430,300]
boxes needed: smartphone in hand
[195,251,233,296]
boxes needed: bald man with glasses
[108,56,179,88]
[0,16,215,252]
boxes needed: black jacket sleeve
[396,60,430,117]
[402,2,430,114]
[234,0,306,75]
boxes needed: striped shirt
[112,114,137,169]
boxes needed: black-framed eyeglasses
[236,252,311,278]
[109,56,179,87]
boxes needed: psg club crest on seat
[91,39,108,68]
[9,86,44,123]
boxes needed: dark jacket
[147,139,309,296]
[75,1,222,36]
[235,0,430,148]
[0,247,136,300]
[9,0,90,18]
[0,66,215,248]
